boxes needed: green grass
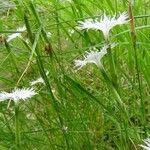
[0,0,150,149]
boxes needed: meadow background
[0,0,150,149]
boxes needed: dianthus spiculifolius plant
[74,44,117,70]
[78,12,128,40]
[0,88,37,103]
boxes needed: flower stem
[100,68,127,118]
[100,67,129,147]
[15,104,20,149]
[106,40,118,92]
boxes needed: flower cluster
[74,12,128,70]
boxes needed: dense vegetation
[0,0,150,149]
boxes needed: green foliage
[0,0,150,149]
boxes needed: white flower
[0,88,37,103]
[7,25,26,42]
[140,138,150,150]
[78,12,128,39]
[74,45,109,69]
[30,71,49,86]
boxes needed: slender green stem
[100,68,128,120]
[15,104,20,149]
[100,67,129,148]
[106,41,118,91]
